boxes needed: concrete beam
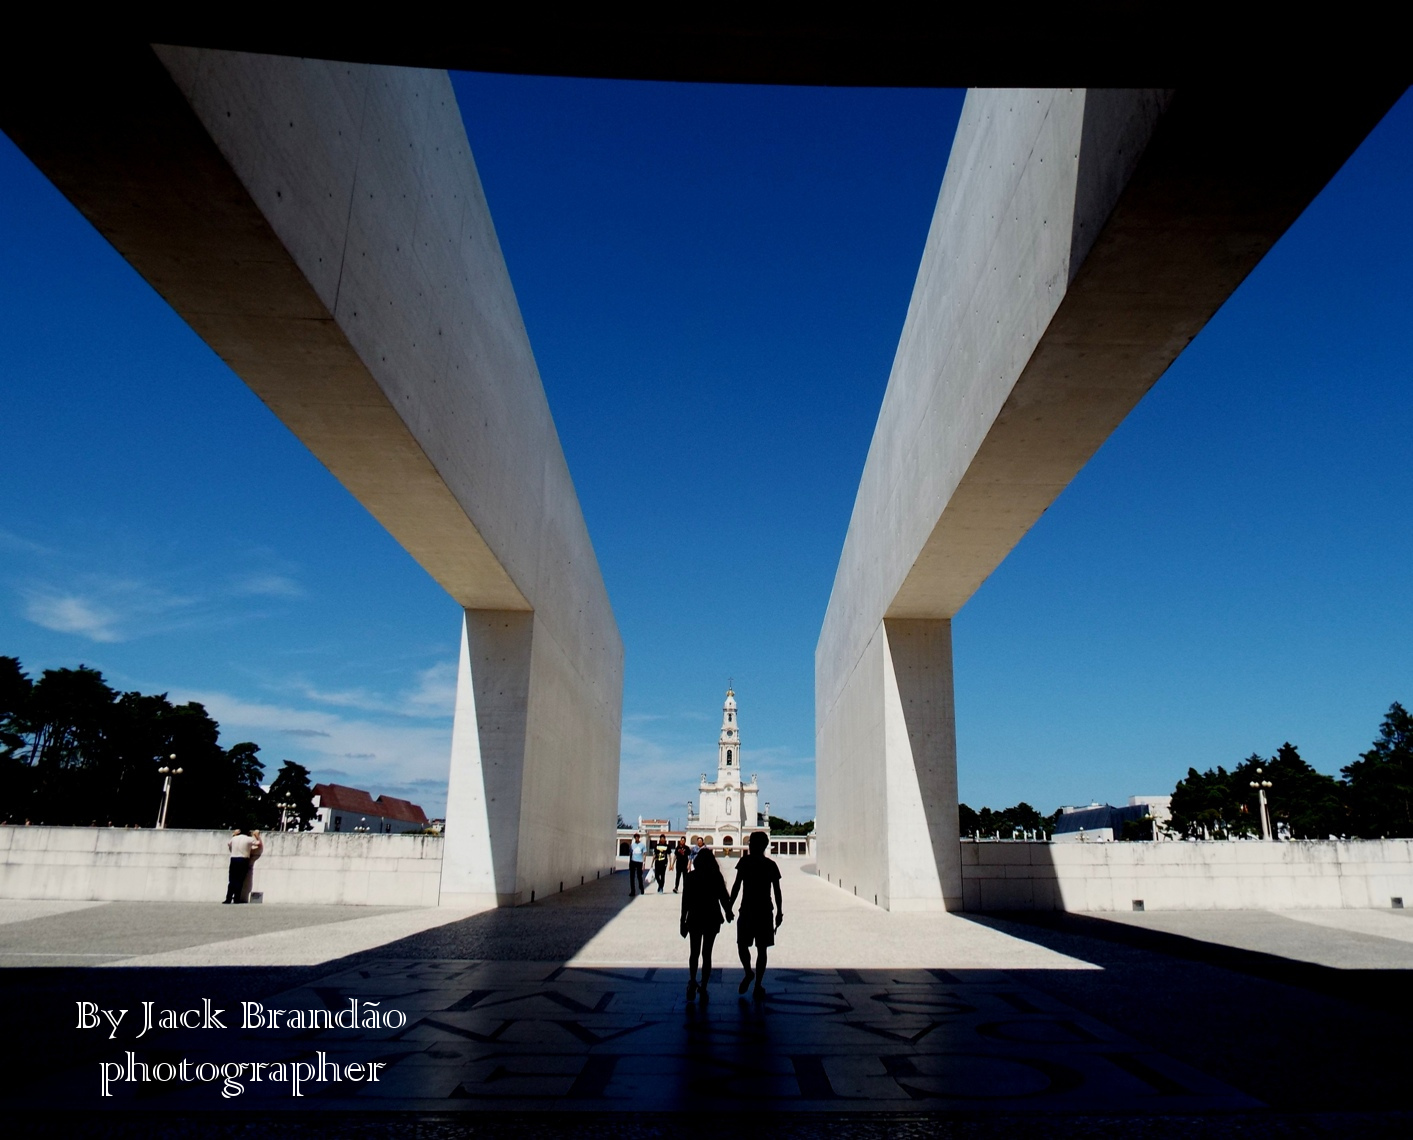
[0,46,622,906]
[817,86,1401,910]
[128,12,1413,87]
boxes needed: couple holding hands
[679,830,783,1001]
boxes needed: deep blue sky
[1,79,1409,824]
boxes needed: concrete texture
[959,838,1413,912]
[0,826,446,906]
[0,47,623,908]
[817,86,1400,911]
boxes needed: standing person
[673,839,689,893]
[729,830,783,998]
[240,830,265,903]
[628,832,646,897]
[680,848,733,1001]
[653,833,671,893]
[224,829,254,904]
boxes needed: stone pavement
[5,863,1413,1135]
[0,898,480,967]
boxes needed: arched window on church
[726,750,733,764]
[726,798,732,815]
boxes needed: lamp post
[155,755,182,829]
[277,801,297,832]
[1250,767,1274,841]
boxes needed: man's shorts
[736,911,775,949]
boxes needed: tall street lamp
[277,801,297,832]
[1250,767,1274,841]
[156,755,182,829]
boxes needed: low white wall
[0,826,443,907]
[960,839,1413,911]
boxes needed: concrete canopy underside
[0,46,622,908]
[103,12,1413,87]
[817,86,1403,912]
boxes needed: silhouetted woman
[679,847,733,1000]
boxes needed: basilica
[685,689,769,853]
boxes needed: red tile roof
[314,783,427,824]
[375,795,428,824]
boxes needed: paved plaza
[5,864,1413,1135]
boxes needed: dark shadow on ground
[954,911,1413,1113]
[966,909,1413,1010]
[0,870,638,1111]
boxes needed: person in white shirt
[225,829,254,904]
[628,833,647,897]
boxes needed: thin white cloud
[231,573,304,598]
[290,660,456,720]
[21,590,123,642]
[405,661,456,714]
[0,528,52,555]
[176,688,452,815]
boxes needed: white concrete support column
[817,619,959,911]
[441,609,620,908]
[882,619,960,910]
[816,85,1398,911]
[0,48,625,909]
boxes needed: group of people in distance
[627,829,783,1001]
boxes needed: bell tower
[718,688,740,779]
[687,687,765,847]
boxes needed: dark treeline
[0,655,316,830]
[767,815,815,835]
[959,702,1413,841]
[959,801,1059,837]
[1168,702,1413,839]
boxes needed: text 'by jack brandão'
[76,998,407,1097]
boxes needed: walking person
[653,833,671,893]
[628,832,646,897]
[673,838,689,893]
[224,828,254,904]
[680,848,733,1001]
[729,830,783,998]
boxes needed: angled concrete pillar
[442,609,621,907]
[818,85,1400,909]
[0,46,623,906]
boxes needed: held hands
[725,909,734,924]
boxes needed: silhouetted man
[729,830,783,997]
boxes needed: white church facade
[615,688,813,861]
[685,688,769,854]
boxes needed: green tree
[1170,745,1345,839]
[22,666,118,824]
[158,700,230,829]
[768,815,814,835]
[1170,763,1255,839]
[959,801,1059,838]
[0,657,34,821]
[268,760,316,830]
[1260,742,1345,839]
[224,742,273,829]
[1342,702,1413,838]
[103,691,176,826]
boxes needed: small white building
[311,783,429,834]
